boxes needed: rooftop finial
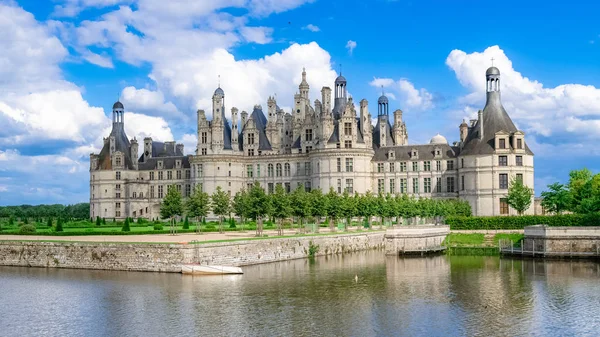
[339,63,342,75]
[381,85,384,96]
[218,74,221,87]
[491,57,495,67]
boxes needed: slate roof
[327,118,365,144]
[372,118,395,149]
[240,106,272,151]
[138,155,191,171]
[372,144,460,161]
[97,124,134,170]
[460,91,534,156]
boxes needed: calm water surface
[1,252,600,336]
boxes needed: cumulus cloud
[82,50,114,68]
[346,40,357,55]
[369,77,434,110]
[178,133,198,155]
[240,26,273,44]
[303,24,320,32]
[120,87,183,119]
[446,45,600,151]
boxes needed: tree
[211,186,231,234]
[186,186,211,233]
[270,184,292,235]
[160,185,184,234]
[247,182,271,236]
[325,188,340,232]
[310,189,327,233]
[541,183,572,214]
[47,217,52,228]
[183,216,189,230]
[339,190,356,231]
[291,186,311,233]
[121,217,130,232]
[232,189,250,232]
[55,218,64,232]
[95,216,101,226]
[506,177,533,215]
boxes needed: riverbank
[0,231,385,272]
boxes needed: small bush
[19,224,36,234]
[228,223,236,229]
[122,218,131,232]
[205,224,216,230]
[446,213,600,230]
[55,218,64,232]
[137,217,145,224]
[96,216,101,226]
[153,223,163,231]
[183,216,189,230]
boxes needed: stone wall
[0,232,385,273]
[522,225,600,256]
[384,226,449,255]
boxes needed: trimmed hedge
[446,213,600,230]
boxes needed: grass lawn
[444,233,485,247]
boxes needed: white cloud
[53,0,128,17]
[446,45,600,150]
[346,40,357,55]
[240,26,273,44]
[178,133,198,155]
[121,87,183,119]
[82,50,114,68]
[303,24,320,32]
[123,112,174,142]
[369,77,434,110]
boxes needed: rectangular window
[257,164,261,177]
[116,184,121,190]
[306,146,312,153]
[389,179,395,194]
[305,129,313,141]
[337,158,342,172]
[378,179,385,194]
[285,182,291,193]
[201,148,207,155]
[436,177,442,193]
[400,162,407,172]
[436,160,441,171]
[447,160,454,170]
[346,158,353,172]
[337,179,342,193]
[116,171,121,180]
[516,173,523,183]
[115,156,121,166]
[344,122,352,136]
[248,133,255,145]
[389,162,395,172]
[115,192,121,198]
[305,162,311,176]
[198,164,203,177]
[167,171,173,180]
[248,149,254,156]
[176,184,182,194]
[150,186,155,198]
[346,179,354,194]
[400,178,407,194]
[517,138,523,149]
[158,185,164,198]
[201,132,207,144]
[186,170,191,179]
[185,184,191,197]
[447,177,455,193]
[247,165,253,178]
[158,171,164,180]
[412,162,418,172]
[461,176,465,191]
[344,140,352,148]
[499,173,509,189]
[516,156,523,166]
[499,155,508,166]
[133,192,137,198]
[268,183,274,194]
[149,172,155,180]
[305,181,311,192]
[424,161,431,171]
[297,162,302,176]
[424,178,431,193]
[412,178,419,194]
[499,138,506,149]
[177,170,182,179]
[500,198,509,215]
[378,163,384,173]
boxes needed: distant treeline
[0,203,89,220]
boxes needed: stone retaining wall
[0,232,385,273]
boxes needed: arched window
[284,163,291,177]
[268,164,274,177]
[276,163,282,177]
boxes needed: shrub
[122,218,131,232]
[9,216,14,226]
[137,217,145,224]
[19,224,36,234]
[55,218,64,232]
[228,223,236,229]
[153,223,163,231]
[102,218,106,225]
[96,216,101,226]
[183,216,189,230]
[445,213,600,230]
[205,224,216,230]
[47,218,53,228]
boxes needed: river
[1,252,599,336]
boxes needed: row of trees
[0,203,89,220]
[541,168,600,214]
[160,182,472,236]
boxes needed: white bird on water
[355,274,358,283]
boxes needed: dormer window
[517,138,522,149]
[499,139,506,149]
[158,160,163,169]
[388,150,395,159]
[176,160,181,168]
[115,155,122,166]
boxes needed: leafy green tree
[271,184,292,235]
[247,182,271,236]
[291,186,311,233]
[506,177,533,215]
[211,186,231,234]
[95,216,101,226]
[160,185,184,234]
[325,188,340,232]
[310,189,327,232]
[339,190,356,231]
[9,216,14,226]
[183,216,189,230]
[186,186,211,233]
[55,218,64,232]
[541,183,572,214]
[47,217,53,228]
[121,217,130,232]
[102,217,106,225]
[233,189,250,232]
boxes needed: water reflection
[0,253,599,336]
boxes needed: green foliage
[444,233,485,246]
[9,216,14,226]
[160,185,184,220]
[122,218,131,232]
[506,177,533,215]
[186,186,211,220]
[183,216,189,230]
[47,217,53,228]
[446,213,600,230]
[205,224,216,230]
[308,241,319,257]
[95,216,101,226]
[19,224,36,234]
[270,184,292,234]
[102,218,106,225]
[55,218,64,232]
[153,223,164,231]
[540,168,600,214]
[211,186,231,233]
[541,183,572,215]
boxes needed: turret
[143,137,152,162]
[231,107,239,145]
[460,119,468,143]
[360,99,372,147]
[176,143,184,155]
[241,110,248,129]
[131,138,139,169]
[321,87,332,113]
[212,87,224,125]
[333,74,347,119]
[299,67,310,100]
[478,109,484,140]
[393,109,407,146]
[267,95,277,123]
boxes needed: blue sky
[1,0,600,205]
